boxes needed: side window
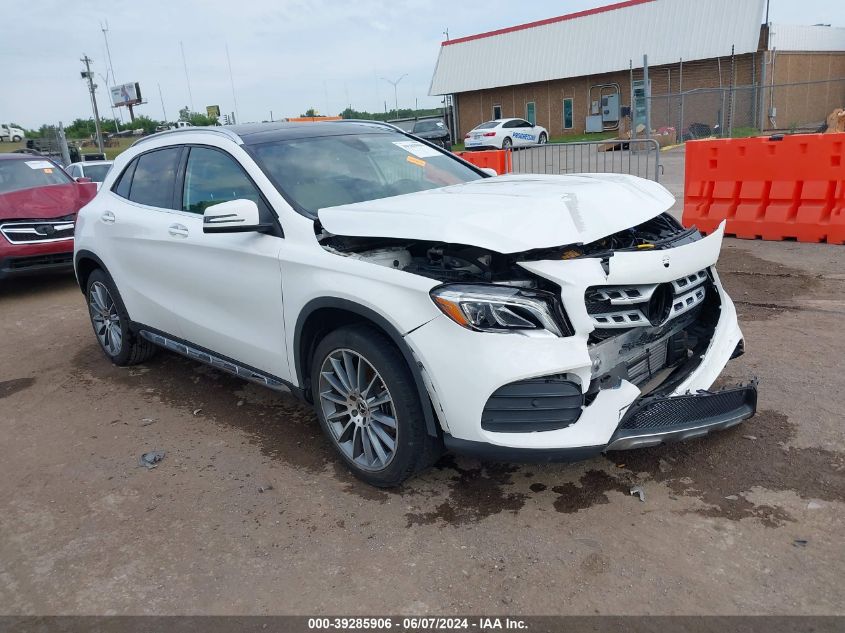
[502,120,518,129]
[182,147,263,214]
[112,160,137,199]
[68,165,80,178]
[492,105,502,120]
[128,147,182,209]
[518,119,533,128]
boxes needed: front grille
[4,252,73,270]
[481,375,583,433]
[0,215,75,244]
[586,269,709,331]
[619,386,754,431]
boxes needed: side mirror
[76,177,93,183]
[203,199,273,234]
[480,167,498,177]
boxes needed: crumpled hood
[0,182,97,221]
[318,173,675,253]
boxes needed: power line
[225,43,240,123]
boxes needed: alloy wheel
[89,281,122,356]
[318,348,398,471]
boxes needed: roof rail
[130,126,243,148]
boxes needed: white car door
[513,120,537,146]
[101,146,190,338]
[161,145,290,380]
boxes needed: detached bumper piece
[605,382,758,451]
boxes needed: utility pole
[225,43,240,123]
[80,55,105,155]
[381,74,407,118]
[100,20,122,124]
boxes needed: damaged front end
[318,207,756,455]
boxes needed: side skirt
[137,328,306,399]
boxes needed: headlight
[430,283,571,337]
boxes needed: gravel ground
[1,152,843,615]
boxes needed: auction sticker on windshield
[25,160,55,170]
[392,141,441,158]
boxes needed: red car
[0,154,97,279]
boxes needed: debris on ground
[139,450,166,469]
[630,485,646,502]
[793,539,809,547]
[742,435,757,441]
[192,408,202,416]
[725,495,739,500]
[140,418,156,426]
[258,484,274,493]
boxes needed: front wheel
[502,137,513,149]
[538,132,547,144]
[12,135,22,142]
[86,269,156,366]
[311,325,440,487]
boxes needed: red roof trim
[442,0,656,46]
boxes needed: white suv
[74,122,756,487]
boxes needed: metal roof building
[429,0,845,139]
[430,0,766,96]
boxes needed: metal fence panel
[509,138,661,182]
[648,78,845,140]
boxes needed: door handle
[100,211,115,224]
[168,223,189,238]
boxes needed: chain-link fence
[647,78,845,141]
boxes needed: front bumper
[0,240,74,280]
[443,383,757,462]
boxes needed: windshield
[250,132,483,216]
[472,121,499,130]
[82,163,112,182]
[0,159,72,195]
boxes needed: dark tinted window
[502,120,519,128]
[128,147,181,208]
[182,147,263,214]
[413,120,445,133]
[113,160,136,199]
[473,121,499,130]
[83,163,112,182]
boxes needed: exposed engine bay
[318,212,697,288]
[318,212,720,399]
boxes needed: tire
[12,135,22,142]
[538,132,547,144]
[502,137,513,149]
[311,324,441,487]
[86,268,156,366]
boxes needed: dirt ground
[1,147,844,614]
[2,239,843,616]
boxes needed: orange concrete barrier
[683,134,845,244]
[454,150,512,175]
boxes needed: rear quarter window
[128,148,182,209]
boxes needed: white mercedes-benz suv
[74,121,756,487]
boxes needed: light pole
[381,74,407,118]
[80,55,105,155]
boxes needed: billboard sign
[206,105,221,118]
[110,82,142,107]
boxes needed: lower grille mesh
[620,388,752,430]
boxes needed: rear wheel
[502,137,513,149]
[86,269,156,366]
[12,135,22,142]
[538,132,547,144]
[311,325,440,487]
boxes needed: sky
[1,0,838,129]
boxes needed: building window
[493,104,502,120]
[525,102,536,126]
[563,98,574,130]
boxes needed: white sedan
[65,160,114,190]
[464,118,548,150]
